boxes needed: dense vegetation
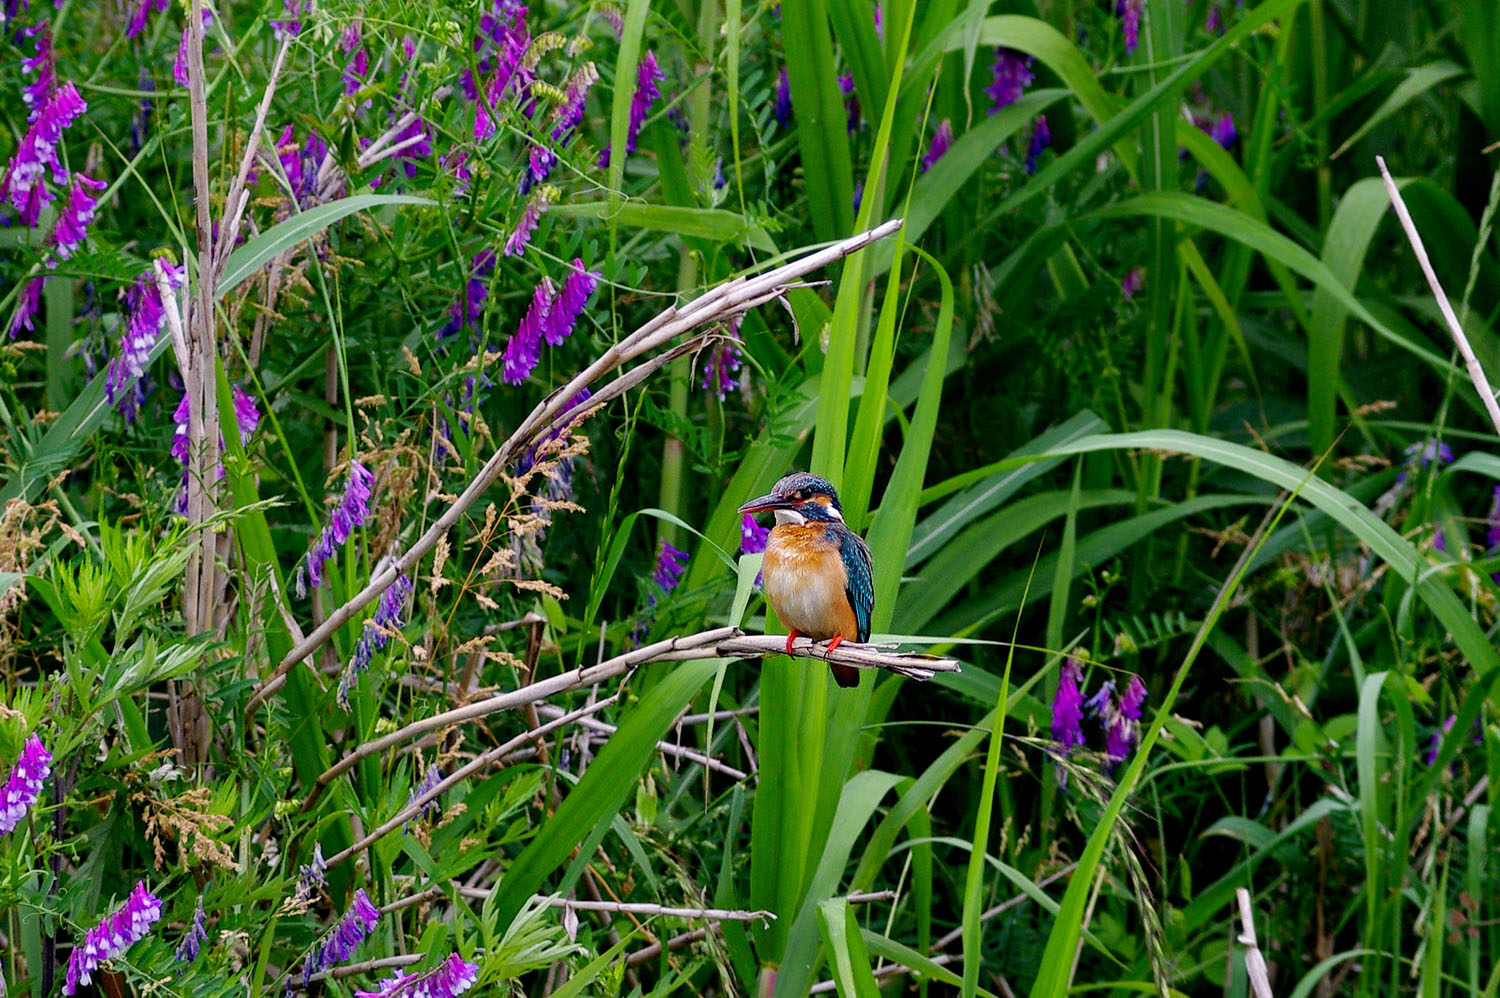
[3,0,1500,995]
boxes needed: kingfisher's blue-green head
[738,472,844,525]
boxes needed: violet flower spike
[653,541,688,594]
[302,888,381,985]
[293,843,328,906]
[550,62,598,144]
[354,952,479,998]
[174,10,214,88]
[0,733,51,836]
[339,572,413,708]
[21,22,56,119]
[984,47,1033,113]
[1120,0,1142,54]
[126,0,169,39]
[233,384,260,444]
[505,186,554,258]
[63,882,163,996]
[302,461,375,591]
[503,277,555,384]
[920,119,954,172]
[839,74,860,134]
[544,259,599,347]
[51,174,106,260]
[1486,484,1500,552]
[1051,658,1086,768]
[3,81,88,225]
[774,67,793,127]
[701,338,742,400]
[10,277,46,340]
[405,764,446,829]
[626,51,664,152]
[1104,674,1147,769]
[1025,115,1051,175]
[175,896,208,963]
[106,259,183,409]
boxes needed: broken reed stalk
[243,217,905,718]
[1236,887,1274,998]
[301,626,958,813]
[1376,156,1500,440]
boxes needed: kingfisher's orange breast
[761,524,858,641]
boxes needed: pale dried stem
[456,889,774,924]
[1376,156,1500,440]
[300,627,954,816]
[212,35,294,278]
[243,218,904,717]
[534,702,749,780]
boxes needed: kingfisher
[738,472,874,688]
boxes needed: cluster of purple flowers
[515,389,593,478]
[774,67,793,128]
[175,896,208,963]
[1051,659,1147,780]
[438,250,499,345]
[468,1,532,142]
[339,571,413,709]
[105,259,186,413]
[174,9,214,88]
[63,882,163,996]
[920,119,955,172]
[303,889,381,985]
[652,541,688,596]
[504,186,554,258]
[171,385,260,512]
[294,843,329,907]
[501,260,600,385]
[628,51,665,152]
[126,0,169,38]
[985,48,1033,112]
[296,461,376,595]
[701,333,743,400]
[741,513,768,587]
[405,764,446,830]
[839,74,861,134]
[1025,116,1051,175]
[1119,0,1144,53]
[0,733,51,835]
[355,952,479,998]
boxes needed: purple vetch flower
[297,460,376,594]
[985,47,1033,113]
[920,119,955,172]
[51,174,106,260]
[21,22,56,118]
[1121,266,1145,300]
[438,250,498,344]
[3,81,87,226]
[519,143,555,194]
[1209,111,1236,150]
[502,277,555,384]
[504,186,554,257]
[544,259,599,346]
[10,277,45,340]
[1025,115,1051,174]
[701,337,742,400]
[293,843,328,906]
[741,513,768,555]
[126,0,169,38]
[1050,658,1086,766]
[405,764,445,829]
[1119,0,1143,53]
[1425,714,1457,766]
[174,9,214,88]
[338,572,413,708]
[302,889,381,985]
[341,21,362,52]
[1205,4,1223,34]
[1486,485,1500,552]
[175,896,208,963]
[1394,437,1454,485]
[627,51,665,152]
[270,0,305,38]
[1081,678,1115,718]
[666,98,690,135]
[63,882,163,996]
[0,733,51,836]
[354,952,479,998]
[1104,674,1146,769]
[550,62,598,145]
[839,74,860,133]
[233,385,261,443]
[131,69,156,155]
[652,541,688,594]
[343,47,369,95]
[774,67,793,127]
[106,259,185,410]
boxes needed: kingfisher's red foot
[785,631,801,656]
[825,635,845,654]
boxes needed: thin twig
[243,219,904,718]
[454,889,774,923]
[301,628,957,808]
[1376,156,1500,439]
[534,703,749,780]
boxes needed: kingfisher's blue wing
[839,528,875,643]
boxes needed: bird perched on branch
[738,472,873,688]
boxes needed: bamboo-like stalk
[243,218,904,718]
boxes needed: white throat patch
[774,508,807,526]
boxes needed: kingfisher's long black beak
[738,491,793,515]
